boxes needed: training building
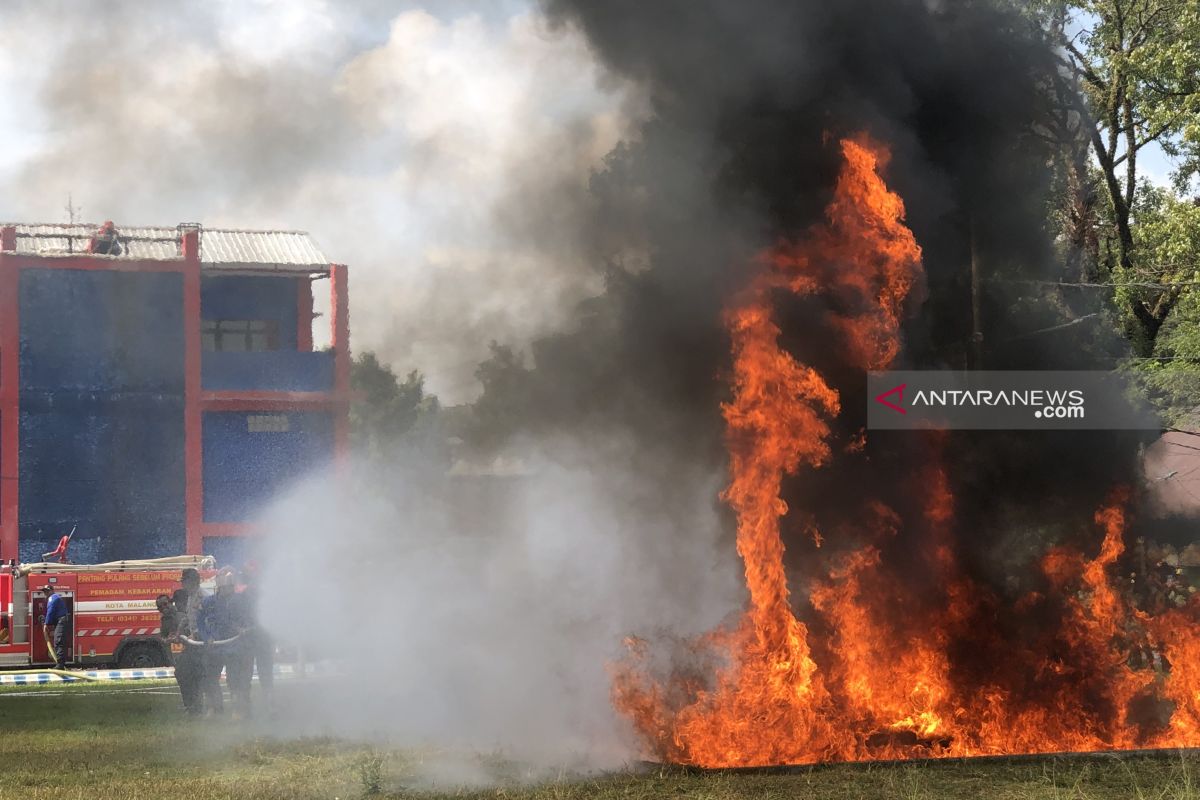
[0,223,350,565]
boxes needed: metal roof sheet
[4,223,331,273]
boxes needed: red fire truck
[0,555,215,669]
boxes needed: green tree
[1126,187,1200,421]
[462,342,533,453]
[349,351,441,461]
[1036,0,1200,354]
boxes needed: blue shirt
[45,593,69,626]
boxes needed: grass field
[2,680,1200,799]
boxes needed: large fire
[610,135,1200,767]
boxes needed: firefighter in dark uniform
[42,586,71,669]
[170,569,205,715]
[157,593,201,714]
[198,570,249,717]
[240,565,273,708]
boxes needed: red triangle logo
[875,383,907,414]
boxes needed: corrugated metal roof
[4,223,331,273]
[202,228,329,271]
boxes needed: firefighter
[157,593,201,714]
[42,585,71,669]
[240,565,273,708]
[227,581,256,717]
[87,221,123,255]
[171,569,206,716]
[198,570,249,717]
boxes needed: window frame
[200,319,281,353]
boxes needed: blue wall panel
[202,411,333,522]
[19,268,186,561]
[201,351,334,392]
[20,270,185,392]
[201,276,299,349]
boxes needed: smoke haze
[256,444,742,771]
[0,0,635,401]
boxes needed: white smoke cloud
[0,0,638,401]
[256,439,742,773]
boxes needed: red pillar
[182,230,203,555]
[297,277,313,352]
[330,264,350,467]
[0,228,19,562]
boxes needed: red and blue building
[0,223,349,565]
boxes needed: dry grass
[1,681,1200,799]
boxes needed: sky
[0,0,635,403]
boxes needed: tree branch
[1062,42,1107,92]
[1124,94,1137,208]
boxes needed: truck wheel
[117,642,165,669]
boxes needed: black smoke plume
[459,0,1160,598]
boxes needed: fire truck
[0,555,215,670]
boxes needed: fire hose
[174,631,245,648]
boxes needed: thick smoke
[246,0,1174,778]
[195,0,1176,779]
[410,0,1166,760]
[525,0,1154,587]
[0,0,634,401]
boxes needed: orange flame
[611,134,1200,766]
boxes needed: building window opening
[202,320,279,352]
